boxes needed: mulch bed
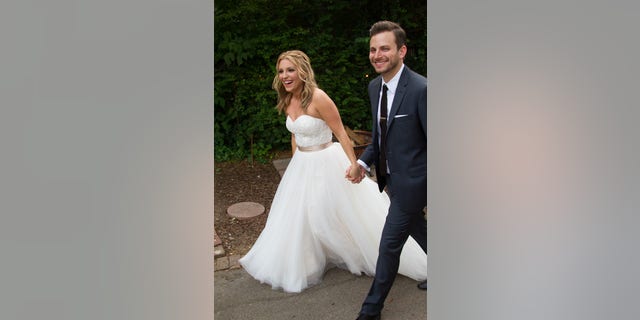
[214,157,285,257]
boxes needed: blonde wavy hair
[272,50,318,114]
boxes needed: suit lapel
[370,77,382,136]
[387,67,409,129]
[371,77,382,115]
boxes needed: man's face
[369,31,406,79]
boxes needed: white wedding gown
[238,115,427,293]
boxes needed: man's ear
[399,45,407,59]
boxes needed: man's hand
[345,163,366,183]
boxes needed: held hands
[345,163,366,184]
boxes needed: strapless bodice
[286,115,333,148]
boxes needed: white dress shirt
[358,64,405,172]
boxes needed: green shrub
[214,0,426,162]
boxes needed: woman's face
[277,58,302,93]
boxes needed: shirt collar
[382,64,405,93]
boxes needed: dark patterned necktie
[379,84,388,179]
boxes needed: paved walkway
[214,267,427,320]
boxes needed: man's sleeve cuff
[357,159,371,172]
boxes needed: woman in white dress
[238,50,427,293]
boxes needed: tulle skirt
[239,143,427,293]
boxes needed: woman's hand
[345,164,365,184]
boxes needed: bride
[238,50,427,293]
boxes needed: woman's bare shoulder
[313,88,337,106]
[312,87,330,100]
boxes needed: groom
[348,20,428,320]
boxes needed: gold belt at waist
[297,141,333,152]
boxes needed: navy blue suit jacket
[360,66,427,212]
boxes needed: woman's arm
[311,89,357,165]
[290,133,297,156]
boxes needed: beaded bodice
[285,115,332,148]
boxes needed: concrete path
[214,267,427,320]
[272,157,291,177]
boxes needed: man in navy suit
[348,20,427,320]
